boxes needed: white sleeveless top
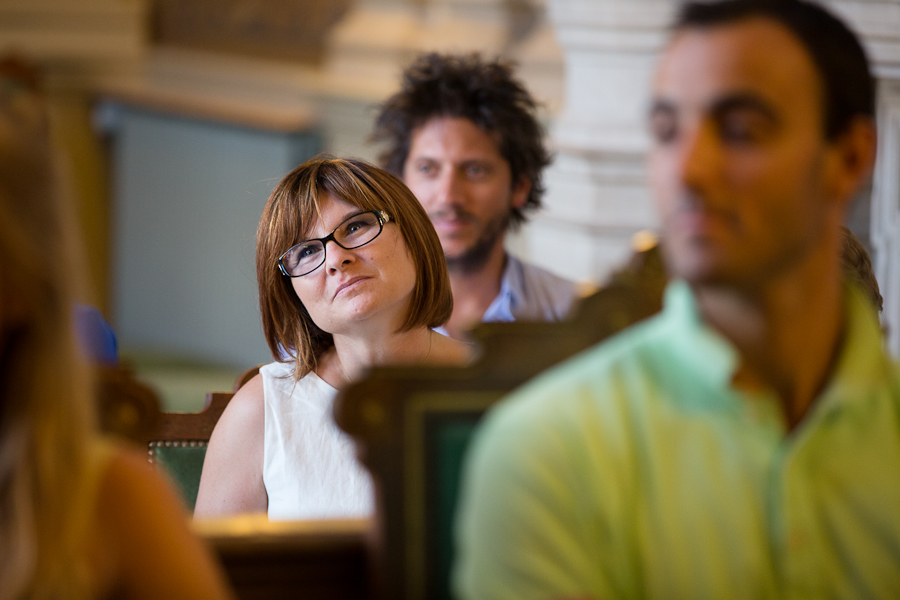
[260,361,373,520]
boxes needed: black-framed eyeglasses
[277,210,390,277]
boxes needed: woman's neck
[317,327,436,388]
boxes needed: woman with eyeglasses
[195,156,470,520]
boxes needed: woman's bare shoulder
[203,373,266,463]
[92,445,234,599]
[222,373,265,421]
[94,446,190,534]
[207,372,266,458]
[193,372,268,518]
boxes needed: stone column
[850,0,900,354]
[529,0,675,284]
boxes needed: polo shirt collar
[661,279,740,391]
[660,279,892,407]
[818,282,892,409]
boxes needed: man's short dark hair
[675,0,874,140]
[371,53,552,229]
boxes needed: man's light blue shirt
[436,255,579,337]
[482,254,579,323]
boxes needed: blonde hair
[0,61,95,597]
[257,156,453,379]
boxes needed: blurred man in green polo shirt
[454,1,900,598]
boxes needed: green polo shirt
[454,280,900,599]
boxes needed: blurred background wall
[2,0,898,408]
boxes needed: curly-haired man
[372,53,580,339]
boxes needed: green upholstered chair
[95,365,228,512]
[335,283,660,600]
[140,392,234,512]
[138,365,262,511]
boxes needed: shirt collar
[661,280,740,390]
[660,279,892,405]
[818,282,892,409]
[482,254,521,323]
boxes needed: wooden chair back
[133,363,264,511]
[98,363,373,598]
[137,391,234,512]
[335,283,661,600]
[96,365,162,443]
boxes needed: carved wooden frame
[334,285,660,599]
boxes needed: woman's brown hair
[256,156,452,379]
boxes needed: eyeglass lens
[280,211,383,277]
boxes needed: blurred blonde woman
[0,58,233,599]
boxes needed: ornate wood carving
[335,282,661,599]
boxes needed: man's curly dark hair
[371,53,552,230]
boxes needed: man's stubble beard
[445,211,510,276]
